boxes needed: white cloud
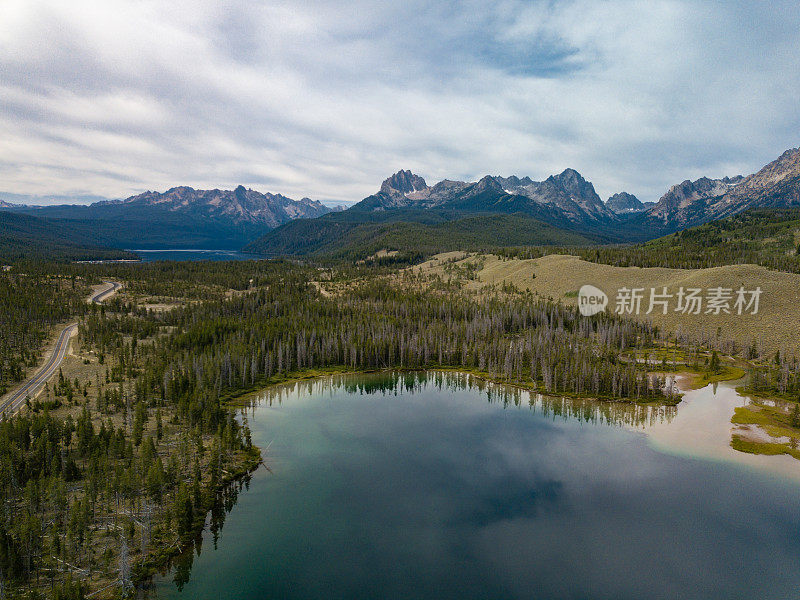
[0,0,798,204]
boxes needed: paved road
[0,281,121,416]
[89,280,121,304]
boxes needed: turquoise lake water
[154,372,800,600]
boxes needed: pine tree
[710,351,721,374]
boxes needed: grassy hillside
[499,208,800,274]
[418,252,800,357]
[0,211,137,262]
[245,212,597,259]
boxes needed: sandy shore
[629,375,800,482]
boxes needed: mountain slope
[642,148,800,229]
[0,211,137,262]
[10,185,331,249]
[606,192,650,213]
[645,175,746,226]
[508,168,618,223]
[244,212,597,259]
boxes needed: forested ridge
[244,212,597,260]
[499,208,800,273]
[0,211,137,263]
[245,207,800,273]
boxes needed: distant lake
[154,372,800,600]
[130,249,259,262]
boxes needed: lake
[154,372,800,600]
[131,249,259,262]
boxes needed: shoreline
[632,376,800,482]
[232,368,800,484]
[137,447,263,588]
[223,365,684,408]
[151,369,800,591]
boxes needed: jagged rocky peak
[380,170,428,196]
[549,168,592,194]
[742,147,800,188]
[606,192,646,213]
[650,176,741,218]
[118,185,330,226]
[721,175,745,185]
[474,175,504,193]
[773,146,800,166]
[545,168,606,208]
[494,175,534,190]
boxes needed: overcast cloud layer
[1,0,799,205]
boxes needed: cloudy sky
[1,0,799,206]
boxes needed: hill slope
[0,211,137,262]
[419,252,800,356]
[500,207,800,274]
[623,207,800,271]
[244,212,597,259]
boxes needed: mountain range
[353,147,800,231]
[2,146,799,259]
[3,185,331,249]
[641,148,800,228]
[246,146,800,256]
[354,168,618,226]
[97,185,330,228]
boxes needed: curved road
[89,280,122,304]
[0,281,121,416]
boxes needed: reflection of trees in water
[243,371,677,430]
[157,372,676,593]
[152,474,250,593]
